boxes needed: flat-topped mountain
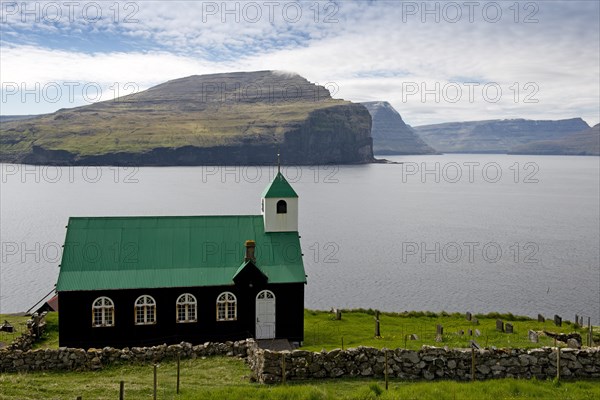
[0,71,373,165]
[414,118,591,154]
[360,101,436,155]
[510,123,599,155]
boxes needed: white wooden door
[255,290,276,339]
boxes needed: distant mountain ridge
[510,123,599,155]
[0,71,373,165]
[414,118,591,154]
[360,101,436,155]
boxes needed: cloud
[1,0,598,125]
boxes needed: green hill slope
[0,71,373,165]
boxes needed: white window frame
[216,292,237,321]
[134,295,157,325]
[176,293,197,323]
[92,296,115,327]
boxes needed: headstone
[505,323,513,334]
[575,314,579,327]
[436,324,443,335]
[538,314,545,323]
[335,309,342,320]
[435,334,443,342]
[528,330,539,343]
[472,318,479,325]
[458,330,464,336]
[409,334,418,340]
[554,315,562,327]
[496,319,504,332]
[467,329,472,336]
[475,329,481,337]
[580,316,584,326]
[466,312,472,321]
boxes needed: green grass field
[302,309,596,351]
[1,310,598,399]
[1,356,599,400]
[1,310,596,351]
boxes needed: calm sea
[1,155,599,323]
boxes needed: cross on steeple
[277,147,281,174]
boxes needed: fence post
[556,347,561,381]
[384,350,389,390]
[153,364,157,400]
[119,381,124,400]
[471,347,475,381]
[177,354,181,394]
[588,317,593,347]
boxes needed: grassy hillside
[0,71,373,165]
[303,310,594,351]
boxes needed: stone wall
[2,340,599,384]
[0,340,252,373]
[250,346,600,384]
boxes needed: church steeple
[261,155,298,233]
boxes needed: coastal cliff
[0,71,373,165]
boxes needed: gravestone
[467,329,472,336]
[528,330,539,343]
[458,330,464,336]
[466,312,472,321]
[575,314,579,327]
[538,314,545,322]
[554,315,562,327]
[580,316,584,326]
[335,309,342,320]
[496,319,504,332]
[475,329,481,337]
[409,334,418,340]
[505,323,513,334]
[472,318,479,325]
[435,324,443,342]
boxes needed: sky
[0,0,599,126]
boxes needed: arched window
[216,292,237,321]
[176,293,197,323]
[92,297,114,327]
[276,200,287,214]
[135,295,156,325]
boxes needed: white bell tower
[261,155,298,233]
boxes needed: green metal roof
[56,215,305,292]
[261,172,298,198]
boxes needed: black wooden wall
[58,282,304,348]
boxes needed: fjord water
[1,155,599,323]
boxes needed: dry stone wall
[0,340,252,373]
[249,345,600,384]
[2,339,599,384]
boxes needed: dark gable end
[232,260,269,286]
